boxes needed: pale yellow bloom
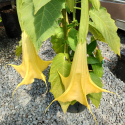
[11,31,52,97]
[46,41,115,123]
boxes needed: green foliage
[92,49,103,77]
[92,63,103,78]
[88,72,103,108]
[66,0,75,12]
[96,49,103,63]
[0,17,2,22]
[87,40,97,55]
[89,7,120,55]
[65,4,70,14]
[17,0,65,52]
[89,0,100,11]
[51,27,65,54]
[49,53,71,113]
[89,21,106,42]
[15,40,22,58]
[67,28,78,51]
[87,57,100,64]
[33,0,51,14]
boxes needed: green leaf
[33,0,51,14]
[49,53,71,113]
[71,100,77,105]
[91,36,96,42]
[89,21,106,42]
[89,0,100,11]
[96,49,103,63]
[92,63,103,78]
[67,28,78,51]
[15,40,22,58]
[51,27,65,54]
[0,17,2,22]
[18,0,65,52]
[66,0,75,12]
[87,57,100,64]
[89,7,120,55]
[88,72,103,108]
[87,40,97,55]
[65,4,70,14]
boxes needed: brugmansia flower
[46,41,115,123]
[10,31,52,97]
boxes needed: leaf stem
[74,7,81,10]
[75,1,81,3]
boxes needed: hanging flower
[10,31,52,97]
[46,41,115,122]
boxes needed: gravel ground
[0,27,125,125]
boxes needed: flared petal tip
[4,64,14,69]
[12,84,21,98]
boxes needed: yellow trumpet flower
[46,41,116,123]
[10,31,52,97]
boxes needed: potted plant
[10,0,120,124]
[0,0,21,38]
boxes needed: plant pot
[67,96,90,113]
[1,6,21,38]
[115,49,125,82]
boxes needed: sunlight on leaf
[33,0,51,14]
[17,0,65,52]
[51,27,65,54]
[89,7,120,55]
[89,0,100,11]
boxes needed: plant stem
[62,9,68,54]
[74,7,81,10]
[73,0,76,22]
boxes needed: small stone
[25,114,28,118]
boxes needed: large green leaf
[87,40,97,55]
[66,0,75,12]
[33,0,51,14]
[89,21,106,42]
[92,63,103,78]
[18,0,65,52]
[88,72,103,108]
[67,28,78,51]
[89,0,100,10]
[49,53,71,113]
[87,57,100,64]
[89,7,120,55]
[51,27,65,54]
